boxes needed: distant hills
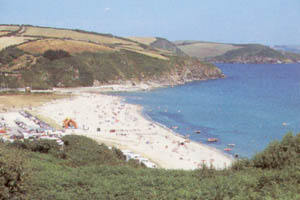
[128,37,186,56]
[273,45,300,54]
[0,25,223,89]
[2,24,299,90]
[176,41,300,64]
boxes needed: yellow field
[0,36,36,51]
[126,37,175,56]
[0,25,19,32]
[177,42,242,59]
[120,44,146,51]
[127,37,157,45]
[1,26,170,63]
[0,31,11,36]
[22,27,136,45]
[18,39,114,54]
[155,48,174,56]
[123,48,169,60]
[0,93,72,112]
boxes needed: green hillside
[0,25,223,89]
[176,41,298,63]
[210,44,289,63]
[1,133,300,199]
[176,41,241,59]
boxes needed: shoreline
[51,76,224,94]
[91,89,233,162]
[138,104,233,161]
[34,91,233,170]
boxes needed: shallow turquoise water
[116,63,300,158]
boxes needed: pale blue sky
[1,0,299,45]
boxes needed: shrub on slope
[0,142,29,200]
[1,133,300,199]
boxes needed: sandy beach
[34,92,233,170]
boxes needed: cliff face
[169,59,224,84]
[142,57,224,87]
[94,56,224,87]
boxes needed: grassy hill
[1,133,300,199]
[175,41,241,60]
[176,41,300,63]
[210,44,290,63]
[128,37,186,56]
[0,25,223,89]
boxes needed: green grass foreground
[1,133,300,200]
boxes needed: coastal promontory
[175,41,300,64]
[0,25,223,89]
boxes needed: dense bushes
[43,49,70,61]
[61,135,128,167]
[251,133,300,169]
[10,136,131,167]
[0,142,29,200]
[21,64,53,90]
[0,46,25,66]
[2,133,300,199]
[232,132,300,170]
[0,45,222,89]
[10,139,61,154]
[5,49,171,88]
[70,50,171,84]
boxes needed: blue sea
[116,63,300,158]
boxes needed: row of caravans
[121,149,157,168]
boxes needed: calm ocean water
[116,63,300,158]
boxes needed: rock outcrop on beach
[0,25,223,89]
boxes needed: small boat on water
[224,148,232,152]
[172,126,178,129]
[194,130,201,134]
[228,144,235,147]
[207,138,218,142]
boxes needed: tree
[43,49,71,61]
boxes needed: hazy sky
[1,0,299,45]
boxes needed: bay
[116,63,300,158]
